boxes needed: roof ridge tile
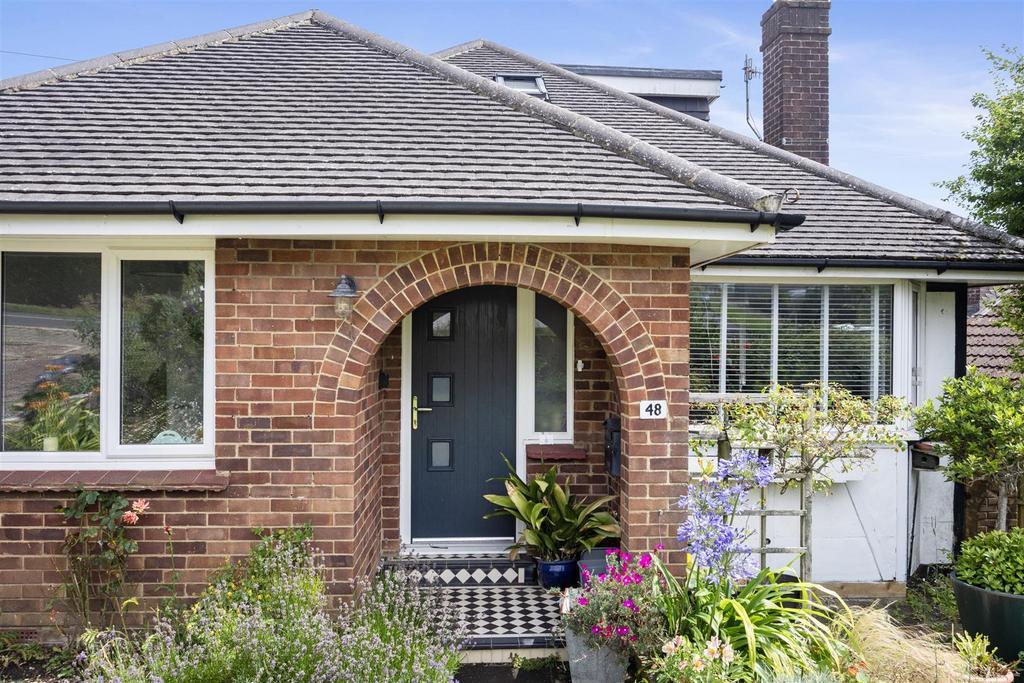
[0,10,316,92]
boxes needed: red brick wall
[761,0,831,165]
[0,239,690,632]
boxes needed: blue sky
[1,0,1021,213]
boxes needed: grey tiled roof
[439,41,1024,265]
[967,315,1019,377]
[0,12,779,212]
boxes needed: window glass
[778,285,822,387]
[725,284,772,393]
[690,283,721,393]
[1,253,101,451]
[828,285,876,399]
[429,441,452,470]
[120,260,204,445]
[534,293,567,432]
[431,375,452,404]
[430,310,452,339]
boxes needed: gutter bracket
[750,212,765,233]
[168,200,184,224]
[574,202,583,227]
[816,258,829,273]
[937,261,950,275]
[376,200,385,224]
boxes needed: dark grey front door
[411,286,516,540]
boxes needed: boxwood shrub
[955,527,1024,595]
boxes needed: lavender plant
[333,568,467,682]
[77,528,467,683]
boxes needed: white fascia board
[582,74,721,100]
[694,265,1024,284]
[1,213,775,260]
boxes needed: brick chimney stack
[760,0,831,165]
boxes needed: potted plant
[484,457,619,588]
[953,632,1016,683]
[950,527,1024,666]
[561,550,664,682]
[915,368,1024,532]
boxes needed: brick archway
[313,242,686,582]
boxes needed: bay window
[0,246,214,468]
[692,282,893,409]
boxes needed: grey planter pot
[951,575,1024,666]
[565,628,627,683]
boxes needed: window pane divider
[718,284,728,395]
[770,284,779,385]
[871,285,880,403]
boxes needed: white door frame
[399,288,574,549]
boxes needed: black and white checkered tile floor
[445,584,563,649]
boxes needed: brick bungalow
[2,3,1024,635]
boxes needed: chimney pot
[760,0,831,165]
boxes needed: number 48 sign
[639,400,668,420]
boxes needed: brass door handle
[412,395,432,430]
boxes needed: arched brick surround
[312,242,689,581]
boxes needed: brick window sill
[0,470,229,493]
[526,444,587,462]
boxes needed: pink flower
[163,525,173,536]
[131,499,150,514]
[591,625,601,634]
[639,553,652,568]
[577,596,589,606]
[121,510,139,525]
[606,548,618,556]
[615,625,630,637]
[655,543,665,551]
[622,599,638,612]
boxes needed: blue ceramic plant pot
[537,558,579,588]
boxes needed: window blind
[691,283,894,409]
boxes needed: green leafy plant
[652,557,853,681]
[483,456,619,561]
[915,369,1024,531]
[5,381,99,452]
[699,382,908,492]
[53,490,150,635]
[900,570,959,636]
[955,527,1024,595]
[953,631,1014,678]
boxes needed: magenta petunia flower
[577,596,589,606]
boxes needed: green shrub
[77,527,467,683]
[483,455,619,561]
[955,527,1024,595]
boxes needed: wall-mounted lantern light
[329,275,359,319]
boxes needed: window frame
[0,241,216,470]
[690,280,895,407]
[494,73,549,100]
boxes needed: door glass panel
[121,260,205,445]
[1,252,102,451]
[534,294,567,432]
[429,440,452,470]
[430,310,452,339]
[431,375,452,404]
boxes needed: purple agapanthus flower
[677,449,775,583]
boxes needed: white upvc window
[516,289,574,443]
[495,73,549,99]
[0,242,215,470]
[691,282,894,409]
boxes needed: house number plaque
[639,400,667,419]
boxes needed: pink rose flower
[121,510,139,525]
[131,499,150,514]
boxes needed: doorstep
[447,584,564,650]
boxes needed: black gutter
[715,256,1024,273]
[0,200,805,230]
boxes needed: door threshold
[406,538,513,555]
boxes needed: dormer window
[494,74,548,99]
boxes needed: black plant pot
[537,558,579,589]
[951,574,1024,663]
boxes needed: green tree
[915,369,1024,532]
[939,47,1024,236]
